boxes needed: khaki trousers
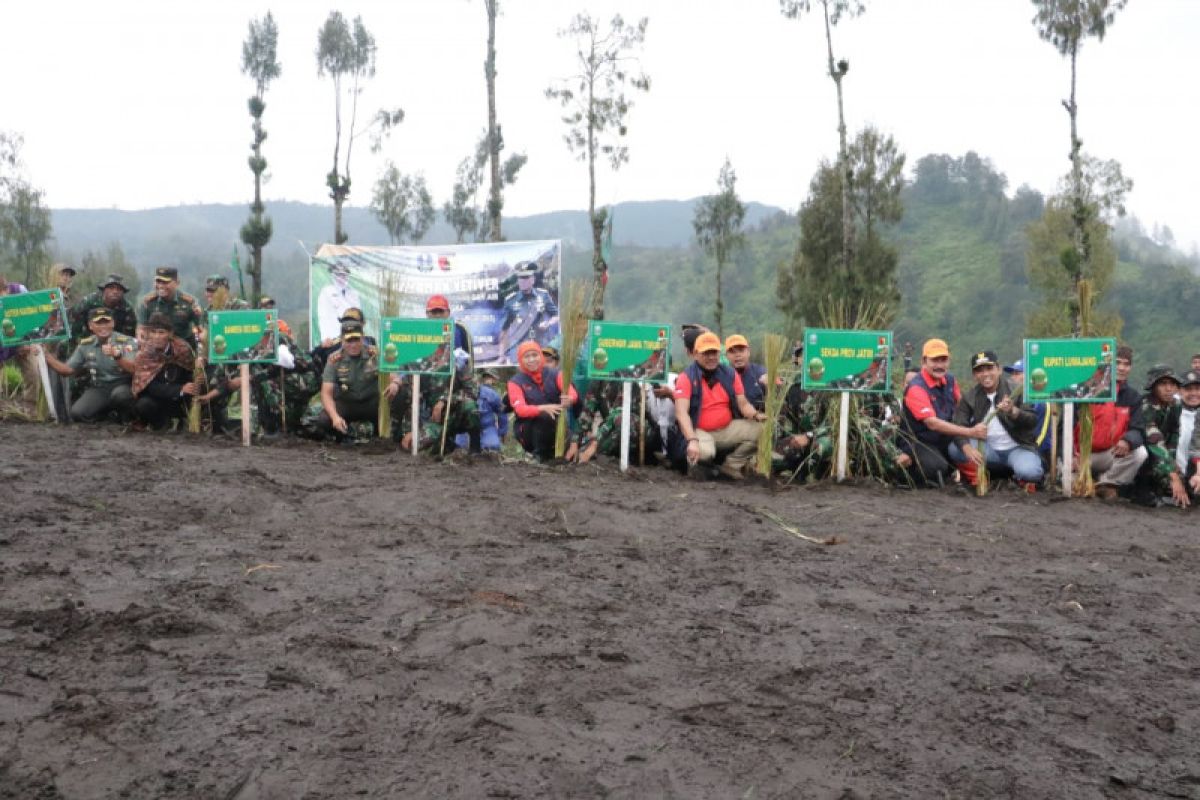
[1089,445,1148,486]
[696,419,762,472]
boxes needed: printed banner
[309,240,560,368]
[586,321,670,383]
[1023,338,1117,403]
[379,317,454,376]
[0,288,69,347]
[801,328,892,393]
[207,309,279,364]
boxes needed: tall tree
[239,12,281,304]
[479,2,527,241]
[1031,0,1127,335]
[777,126,903,329]
[692,158,746,339]
[444,145,485,244]
[371,164,435,245]
[546,13,649,318]
[780,0,866,286]
[317,12,394,245]
[0,132,52,286]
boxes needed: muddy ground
[1,423,1198,799]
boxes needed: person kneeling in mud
[313,320,379,441]
[508,340,578,460]
[131,312,196,430]
[672,332,764,480]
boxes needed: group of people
[4,266,1200,507]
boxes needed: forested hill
[49,157,1200,368]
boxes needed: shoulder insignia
[178,291,197,303]
[140,292,157,305]
[80,336,96,345]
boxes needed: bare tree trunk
[715,259,724,340]
[588,69,606,320]
[485,0,502,243]
[331,75,345,244]
[1066,42,1085,337]
[824,0,854,304]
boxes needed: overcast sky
[4,0,1198,249]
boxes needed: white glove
[277,343,296,369]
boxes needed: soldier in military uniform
[39,306,138,422]
[385,295,480,452]
[498,263,559,364]
[69,273,137,341]
[1134,365,1188,506]
[310,307,375,376]
[313,319,380,439]
[203,274,250,311]
[137,266,204,350]
[250,326,319,436]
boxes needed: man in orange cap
[899,338,987,486]
[672,331,766,480]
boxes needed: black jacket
[952,375,1039,450]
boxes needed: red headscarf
[517,341,544,385]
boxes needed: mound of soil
[2,424,1198,799]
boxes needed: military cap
[969,350,999,370]
[1181,371,1200,388]
[514,262,537,278]
[98,273,129,291]
[341,320,365,340]
[259,295,275,308]
[481,368,500,381]
[339,307,365,323]
[88,307,115,323]
[205,274,230,289]
[144,312,173,331]
[1144,364,1178,391]
[55,263,77,276]
[541,345,560,360]
[154,266,179,282]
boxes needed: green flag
[600,208,614,265]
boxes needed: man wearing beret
[138,266,204,350]
[40,306,138,422]
[69,273,138,342]
[314,319,380,439]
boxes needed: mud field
[1,423,1199,799]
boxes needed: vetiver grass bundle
[554,280,591,458]
[755,333,790,477]
[377,271,401,440]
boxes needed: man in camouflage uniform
[313,319,380,440]
[1134,365,1188,506]
[69,274,137,341]
[250,327,319,436]
[203,274,250,311]
[138,266,204,350]
[40,306,138,422]
[385,295,480,452]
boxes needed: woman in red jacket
[507,340,578,460]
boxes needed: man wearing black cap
[314,319,380,439]
[69,273,138,341]
[203,274,250,312]
[949,350,1043,487]
[138,267,204,349]
[498,263,558,364]
[1135,365,1188,506]
[40,306,138,422]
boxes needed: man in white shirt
[949,350,1045,487]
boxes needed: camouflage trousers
[391,377,480,452]
[253,365,319,434]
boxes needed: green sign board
[1023,337,1117,403]
[206,309,279,364]
[379,317,454,375]
[586,321,670,383]
[801,328,892,393]
[0,288,69,347]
